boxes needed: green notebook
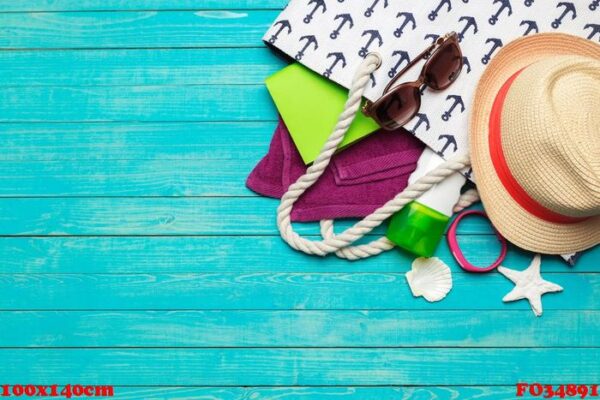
[265,63,380,164]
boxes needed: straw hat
[469,33,600,255]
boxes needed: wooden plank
[2,348,599,385]
[0,236,591,274]
[0,122,443,198]
[0,10,277,49]
[0,159,262,197]
[54,386,518,400]
[0,0,287,12]
[0,157,485,196]
[0,123,436,198]
[0,48,285,86]
[0,198,493,235]
[0,271,594,310]
[1,310,598,347]
[0,85,276,122]
[0,122,276,162]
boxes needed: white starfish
[498,255,563,317]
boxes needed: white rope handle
[277,54,476,260]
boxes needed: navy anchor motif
[464,168,473,179]
[552,2,577,29]
[489,0,513,25]
[388,50,410,78]
[324,52,347,78]
[365,0,389,18]
[359,30,383,58]
[425,33,441,44]
[437,134,458,157]
[268,20,292,44]
[458,16,478,42]
[462,56,472,73]
[442,95,465,121]
[410,113,431,134]
[394,12,417,38]
[429,0,452,21]
[520,20,539,35]
[584,23,600,41]
[524,0,534,6]
[369,73,377,88]
[304,0,326,24]
[590,0,599,10]
[295,35,318,60]
[330,14,354,39]
[482,38,503,64]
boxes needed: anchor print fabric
[263,0,598,160]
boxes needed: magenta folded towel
[246,118,424,222]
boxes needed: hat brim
[469,33,600,254]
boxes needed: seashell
[406,257,453,302]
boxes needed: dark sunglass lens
[374,85,421,130]
[425,42,463,90]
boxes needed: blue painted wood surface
[0,1,598,398]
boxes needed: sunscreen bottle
[386,148,466,258]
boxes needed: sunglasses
[363,32,463,130]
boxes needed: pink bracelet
[447,210,508,273]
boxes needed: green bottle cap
[386,201,450,258]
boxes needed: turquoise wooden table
[1,1,599,399]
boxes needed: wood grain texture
[59,386,518,400]
[3,348,599,385]
[0,0,288,12]
[0,122,276,162]
[0,85,275,122]
[0,11,277,49]
[0,48,285,86]
[1,310,598,347]
[0,158,261,197]
[0,272,593,310]
[1,236,593,274]
[0,198,496,236]
[1,0,598,392]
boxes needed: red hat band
[488,68,588,225]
